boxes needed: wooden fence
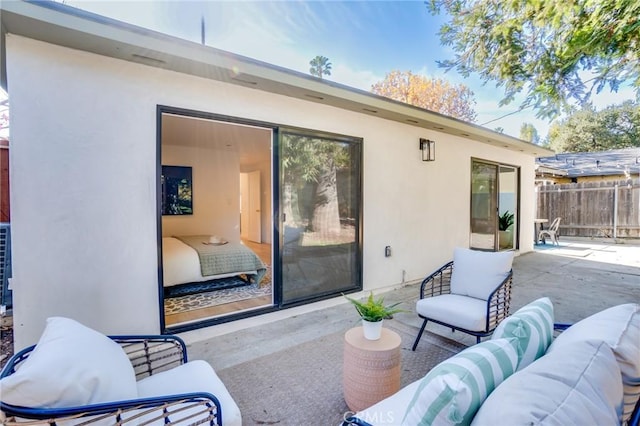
[536,179,640,239]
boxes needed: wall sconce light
[419,138,435,161]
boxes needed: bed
[162,236,267,293]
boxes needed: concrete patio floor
[184,237,640,371]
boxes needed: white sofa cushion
[450,248,513,300]
[547,303,640,423]
[491,297,554,370]
[0,317,137,408]
[472,340,623,425]
[351,379,421,426]
[137,360,242,426]
[416,294,489,332]
[402,338,519,425]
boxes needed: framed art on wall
[161,165,193,215]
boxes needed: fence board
[536,179,640,238]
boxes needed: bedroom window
[280,130,362,304]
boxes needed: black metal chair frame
[0,335,224,426]
[411,260,513,349]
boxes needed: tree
[548,101,640,152]
[281,134,350,235]
[519,123,540,144]
[309,55,332,79]
[371,70,477,122]
[427,0,640,118]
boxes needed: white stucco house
[0,1,552,349]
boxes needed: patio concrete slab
[185,238,640,370]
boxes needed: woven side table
[343,326,402,412]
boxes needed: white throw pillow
[0,317,137,408]
[547,303,640,423]
[450,248,513,300]
[402,338,519,426]
[491,297,554,370]
[137,360,242,426]
[472,340,623,425]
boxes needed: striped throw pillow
[491,297,554,370]
[401,338,519,426]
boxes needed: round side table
[343,326,402,412]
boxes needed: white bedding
[162,237,257,287]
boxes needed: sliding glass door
[279,130,362,305]
[470,159,519,251]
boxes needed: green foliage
[498,211,514,231]
[427,0,640,118]
[343,292,406,322]
[548,101,640,152]
[519,122,540,144]
[309,55,332,79]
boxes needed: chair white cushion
[0,317,137,408]
[450,248,513,300]
[491,297,554,370]
[137,360,242,426]
[416,294,489,332]
[547,303,640,423]
[472,340,623,425]
[402,338,519,426]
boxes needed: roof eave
[1,0,553,157]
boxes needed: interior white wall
[7,35,536,348]
[162,145,240,241]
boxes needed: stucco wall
[7,34,536,348]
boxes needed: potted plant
[344,292,406,340]
[498,210,515,249]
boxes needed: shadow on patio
[180,238,639,424]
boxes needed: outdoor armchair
[0,317,241,426]
[412,248,513,349]
[539,217,562,245]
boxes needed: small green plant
[498,211,515,231]
[343,292,406,322]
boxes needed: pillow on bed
[0,317,138,408]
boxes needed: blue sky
[60,0,636,140]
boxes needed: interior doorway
[240,170,262,243]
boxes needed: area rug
[217,320,466,425]
[164,269,272,315]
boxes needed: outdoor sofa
[343,300,640,426]
[0,317,242,426]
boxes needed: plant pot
[499,230,512,249]
[362,319,383,340]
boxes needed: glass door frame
[277,127,363,308]
[470,158,520,251]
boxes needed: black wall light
[419,138,435,161]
